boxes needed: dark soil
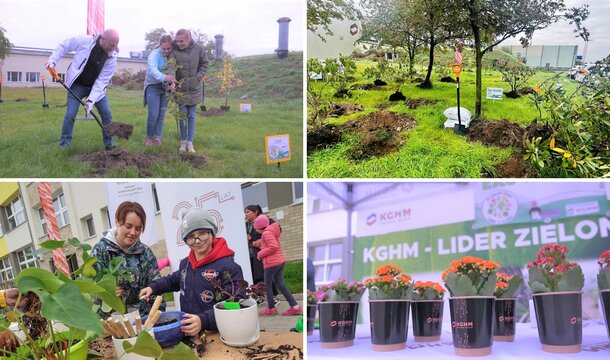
[74,148,207,177]
[411,78,424,84]
[490,157,538,178]
[388,91,406,102]
[466,119,525,148]
[440,76,456,83]
[89,336,115,358]
[518,87,535,96]
[20,292,46,340]
[183,336,206,357]
[524,119,554,141]
[376,104,392,110]
[244,343,302,360]
[328,102,364,117]
[351,84,377,90]
[307,124,341,155]
[373,79,387,86]
[155,319,178,327]
[405,98,438,109]
[104,122,134,139]
[333,89,351,98]
[504,91,520,99]
[199,108,226,116]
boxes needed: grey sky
[502,0,610,63]
[0,0,304,57]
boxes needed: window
[51,73,65,83]
[7,72,21,82]
[5,197,26,231]
[26,72,40,83]
[292,182,303,204]
[82,216,96,237]
[309,240,343,286]
[39,193,69,235]
[16,246,38,270]
[0,257,14,283]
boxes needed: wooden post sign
[240,103,252,113]
[265,134,291,164]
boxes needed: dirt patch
[244,343,302,360]
[200,108,226,116]
[333,89,351,98]
[352,84,377,90]
[524,119,554,141]
[440,76,456,83]
[104,122,133,139]
[466,119,525,148]
[491,157,538,178]
[89,336,116,358]
[518,87,534,96]
[376,104,392,110]
[15,98,29,102]
[389,91,406,102]
[411,77,424,84]
[405,98,438,109]
[307,124,341,155]
[328,102,364,117]
[74,148,207,177]
[504,91,520,99]
[374,79,387,86]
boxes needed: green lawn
[284,260,303,294]
[0,53,303,178]
[308,63,580,178]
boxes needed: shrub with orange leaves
[442,256,500,296]
[494,272,522,298]
[412,281,445,300]
[364,264,413,300]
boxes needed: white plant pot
[112,328,155,360]
[111,308,140,324]
[213,298,260,347]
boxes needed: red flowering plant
[527,244,584,293]
[411,281,445,300]
[598,249,610,290]
[317,278,366,302]
[307,290,321,305]
[494,272,522,298]
[442,256,500,296]
[364,264,413,300]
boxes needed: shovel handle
[46,66,106,131]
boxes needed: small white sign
[240,103,252,113]
[486,87,503,100]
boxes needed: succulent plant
[411,281,445,300]
[317,278,366,302]
[364,264,412,300]
[494,272,523,298]
[527,244,584,293]
[442,256,500,296]
[598,249,610,290]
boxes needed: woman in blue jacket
[143,35,175,146]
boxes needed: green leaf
[159,342,200,360]
[500,276,523,298]
[16,268,63,293]
[528,267,546,289]
[598,269,610,290]
[558,266,584,292]
[124,331,162,357]
[39,240,66,250]
[479,272,497,296]
[71,279,105,294]
[109,256,125,275]
[95,274,125,314]
[39,283,103,335]
[78,256,98,278]
[68,237,92,251]
[531,281,552,293]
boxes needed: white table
[307,320,609,359]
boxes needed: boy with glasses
[139,208,244,336]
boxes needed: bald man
[46,29,120,150]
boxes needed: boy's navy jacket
[148,237,244,332]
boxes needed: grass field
[308,61,581,178]
[0,52,303,178]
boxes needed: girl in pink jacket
[254,215,302,316]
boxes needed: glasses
[185,231,212,245]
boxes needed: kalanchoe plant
[317,278,366,302]
[210,270,266,306]
[411,281,445,300]
[364,264,412,300]
[307,290,318,305]
[442,256,500,296]
[597,249,610,290]
[494,272,523,298]
[527,244,584,293]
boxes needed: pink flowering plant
[307,290,320,305]
[317,278,366,302]
[598,249,610,290]
[527,244,584,293]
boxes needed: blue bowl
[141,310,185,348]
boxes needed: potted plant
[316,278,365,349]
[306,290,318,336]
[410,280,445,342]
[443,256,500,357]
[217,57,242,111]
[528,244,584,353]
[597,249,610,340]
[493,272,522,342]
[211,271,266,347]
[363,265,412,351]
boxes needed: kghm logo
[331,320,353,327]
[427,317,441,323]
[379,208,411,221]
[499,316,514,322]
[367,213,377,226]
[452,321,474,328]
[570,317,582,325]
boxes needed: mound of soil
[405,98,438,109]
[328,102,364,117]
[200,108,226,116]
[389,91,407,102]
[440,76,456,83]
[307,124,341,155]
[104,122,133,139]
[466,119,525,148]
[491,157,538,178]
[524,119,554,141]
[74,148,207,177]
[518,87,535,96]
[411,78,424,84]
[373,79,387,86]
[333,89,351,98]
[504,91,520,99]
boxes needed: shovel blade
[453,124,467,135]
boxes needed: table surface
[204,331,303,359]
[307,320,609,359]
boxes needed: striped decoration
[37,182,70,275]
[87,0,105,36]
[455,50,462,65]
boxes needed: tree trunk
[472,24,483,119]
[420,37,435,89]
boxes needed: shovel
[451,63,466,135]
[47,67,133,139]
[199,76,207,111]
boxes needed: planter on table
[532,291,582,353]
[318,301,359,349]
[411,299,444,342]
[448,296,495,357]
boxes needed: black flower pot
[369,299,410,351]
[318,301,359,348]
[493,298,516,342]
[449,296,495,356]
[411,300,444,342]
[307,305,316,336]
[601,290,610,341]
[532,291,582,353]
